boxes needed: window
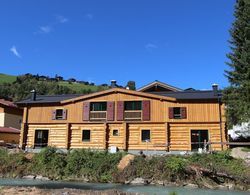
[124,101,142,110]
[82,130,91,142]
[169,107,187,119]
[34,130,49,148]
[56,109,63,120]
[141,130,150,142]
[173,107,181,119]
[113,129,119,136]
[90,102,107,111]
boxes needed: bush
[31,147,66,179]
[65,149,124,182]
[165,156,187,174]
[0,149,28,177]
[188,150,249,178]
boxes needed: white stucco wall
[0,113,4,127]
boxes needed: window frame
[82,129,91,142]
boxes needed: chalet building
[0,99,23,144]
[17,81,227,152]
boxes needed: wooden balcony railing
[124,110,142,120]
[90,111,107,120]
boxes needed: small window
[113,129,119,136]
[90,102,107,111]
[82,130,91,142]
[56,109,63,120]
[141,130,150,142]
[173,107,181,119]
[125,101,142,110]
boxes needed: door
[34,130,49,148]
[191,130,209,151]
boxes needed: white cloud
[85,14,93,20]
[39,26,52,34]
[10,46,21,58]
[145,43,158,50]
[56,15,69,23]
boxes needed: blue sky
[0,0,235,90]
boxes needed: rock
[217,185,228,190]
[231,147,250,162]
[35,175,50,180]
[151,180,164,185]
[117,154,135,171]
[22,175,35,179]
[184,183,199,189]
[129,177,145,185]
[225,183,234,190]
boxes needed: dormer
[137,80,182,93]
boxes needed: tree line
[0,74,136,101]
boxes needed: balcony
[124,110,142,120]
[90,111,107,120]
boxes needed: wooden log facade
[18,86,227,152]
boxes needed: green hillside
[0,73,17,84]
[58,81,107,92]
[0,73,108,93]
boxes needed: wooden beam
[123,122,128,151]
[65,123,71,149]
[20,107,28,150]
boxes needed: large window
[90,102,107,111]
[141,130,150,142]
[82,130,91,142]
[124,101,142,110]
[34,130,49,148]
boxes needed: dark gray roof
[16,94,83,104]
[148,90,221,100]
[16,90,221,105]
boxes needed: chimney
[212,83,218,96]
[31,89,37,101]
[110,80,117,88]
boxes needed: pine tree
[126,81,136,90]
[223,0,250,127]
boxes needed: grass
[58,81,108,93]
[0,73,17,84]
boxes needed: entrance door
[191,130,209,151]
[34,130,49,148]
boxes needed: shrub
[165,156,187,174]
[65,149,124,182]
[31,147,66,179]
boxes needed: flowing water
[0,179,248,195]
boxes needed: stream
[0,179,248,195]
